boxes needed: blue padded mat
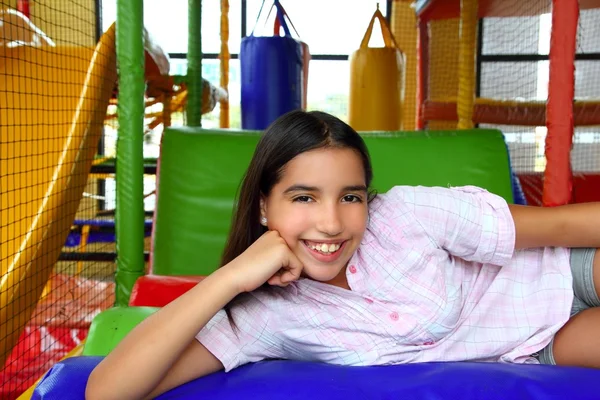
[33,356,600,399]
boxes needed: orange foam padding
[422,100,600,126]
[416,0,600,22]
[129,275,205,307]
[543,0,579,207]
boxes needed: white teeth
[308,242,341,254]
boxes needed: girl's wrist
[209,262,246,297]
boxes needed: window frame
[168,0,393,62]
[476,18,600,98]
[96,1,393,212]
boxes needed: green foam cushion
[152,128,513,276]
[83,306,158,356]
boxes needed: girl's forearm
[86,267,240,400]
[558,202,600,247]
[510,202,600,249]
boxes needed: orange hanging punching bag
[349,7,404,131]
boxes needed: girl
[86,111,600,400]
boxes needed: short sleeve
[385,185,516,266]
[196,295,283,372]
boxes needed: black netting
[0,3,115,398]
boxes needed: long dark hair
[221,110,374,327]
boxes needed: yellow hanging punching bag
[349,7,404,131]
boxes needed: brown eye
[342,195,362,203]
[293,196,313,203]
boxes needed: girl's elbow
[85,367,118,400]
[85,371,103,400]
[85,387,103,400]
[86,365,149,400]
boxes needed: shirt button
[365,298,373,304]
[389,311,399,321]
[349,265,357,274]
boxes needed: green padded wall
[83,306,158,356]
[152,128,513,276]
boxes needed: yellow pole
[77,224,91,274]
[219,0,230,128]
[391,1,418,131]
[457,0,478,129]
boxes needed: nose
[316,203,343,237]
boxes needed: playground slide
[0,13,118,374]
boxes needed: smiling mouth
[302,240,347,262]
[304,240,343,254]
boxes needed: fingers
[267,274,291,287]
[279,253,303,285]
[288,255,304,274]
[267,267,301,287]
[285,266,302,283]
[264,234,304,288]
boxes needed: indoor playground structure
[0,9,118,399]
[0,3,225,398]
[0,0,599,399]
[414,0,600,207]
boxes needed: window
[102,0,243,54]
[100,1,390,211]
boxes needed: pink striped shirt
[196,185,573,372]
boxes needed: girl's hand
[224,230,304,293]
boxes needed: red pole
[543,0,578,207]
[17,0,30,18]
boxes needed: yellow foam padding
[391,2,418,131]
[0,25,118,367]
[456,0,478,129]
[428,19,460,106]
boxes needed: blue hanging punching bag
[240,1,304,130]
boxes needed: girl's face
[261,147,369,289]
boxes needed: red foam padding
[517,173,600,206]
[129,275,205,307]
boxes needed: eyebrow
[283,184,368,194]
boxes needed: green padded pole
[187,0,203,127]
[115,0,145,306]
